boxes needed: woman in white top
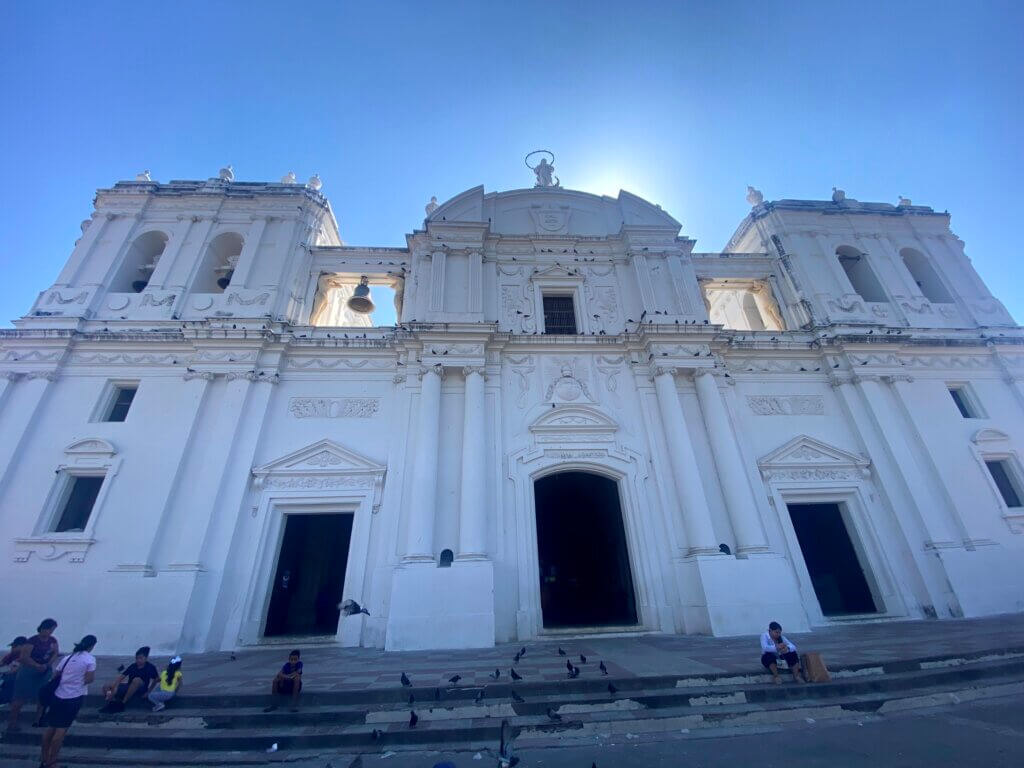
[41,634,97,768]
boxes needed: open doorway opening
[264,512,353,637]
[786,502,879,616]
[534,471,638,628]
[701,279,785,331]
[309,274,401,327]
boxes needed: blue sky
[2,1,1022,326]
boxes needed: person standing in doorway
[760,621,805,684]
[6,618,59,732]
[40,635,97,768]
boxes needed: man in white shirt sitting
[760,621,805,684]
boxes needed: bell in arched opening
[346,275,375,314]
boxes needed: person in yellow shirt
[147,657,183,712]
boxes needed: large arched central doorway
[534,471,638,628]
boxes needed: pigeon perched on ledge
[338,599,370,617]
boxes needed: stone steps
[1,652,1021,764]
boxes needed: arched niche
[193,231,244,293]
[900,247,952,303]
[836,245,886,302]
[111,231,168,293]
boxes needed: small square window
[103,385,137,422]
[985,460,1023,509]
[947,385,981,419]
[542,295,577,334]
[53,476,104,532]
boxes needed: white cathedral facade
[2,166,1023,655]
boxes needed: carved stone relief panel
[506,355,535,409]
[583,284,620,333]
[747,395,825,416]
[288,397,380,418]
[542,357,594,404]
[501,284,536,333]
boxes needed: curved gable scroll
[529,405,618,444]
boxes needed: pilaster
[652,367,720,555]
[693,368,770,554]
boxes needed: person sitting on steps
[147,656,183,712]
[264,649,303,712]
[100,646,158,712]
[760,621,806,684]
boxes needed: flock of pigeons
[338,600,608,766]
[399,644,613,729]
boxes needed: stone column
[458,366,488,559]
[693,369,769,554]
[653,367,719,555]
[405,366,443,562]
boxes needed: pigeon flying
[408,710,418,728]
[599,661,608,675]
[400,672,411,687]
[448,674,462,685]
[510,668,523,681]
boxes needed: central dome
[426,185,681,237]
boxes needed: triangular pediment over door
[251,439,386,490]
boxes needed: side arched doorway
[534,471,638,628]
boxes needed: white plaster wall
[4,179,1024,655]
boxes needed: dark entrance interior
[265,513,352,636]
[787,503,878,616]
[534,472,638,628]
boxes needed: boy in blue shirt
[264,649,303,712]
